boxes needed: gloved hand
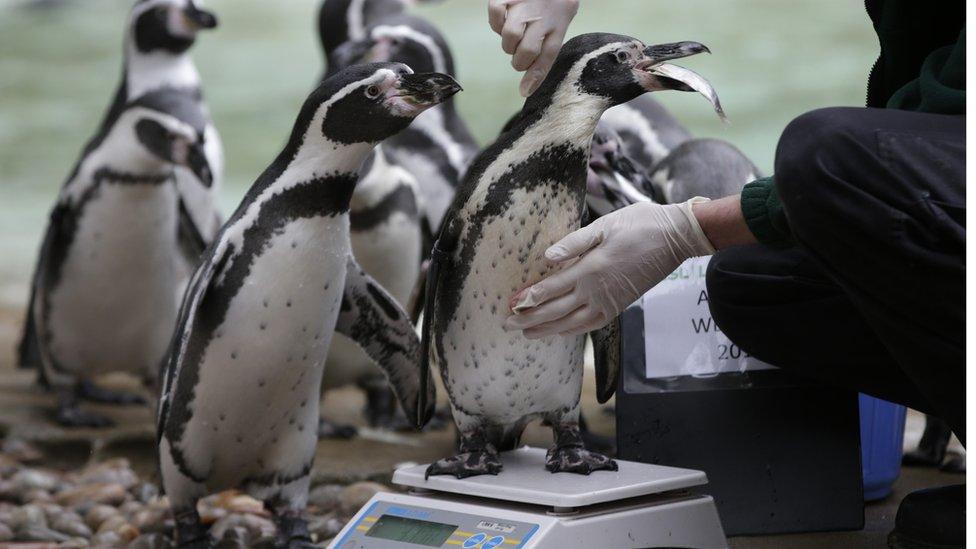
[504,198,716,339]
[488,0,580,96]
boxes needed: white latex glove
[488,0,579,96]
[504,198,716,339]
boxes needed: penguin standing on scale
[422,34,726,478]
[316,1,477,434]
[157,63,456,548]
[18,0,221,427]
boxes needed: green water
[0,0,876,306]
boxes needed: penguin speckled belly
[18,0,221,426]
[422,33,725,478]
[157,63,456,548]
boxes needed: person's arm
[504,196,756,339]
[488,0,579,96]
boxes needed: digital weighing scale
[329,447,727,548]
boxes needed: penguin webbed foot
[55,390,114,428]
[76,379,147,406]
[425,444,503,479]
[317,418,358,439]
[545,421,617,475]
[273,511,315,549]
[545,445,618,475]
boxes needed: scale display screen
[365,514,458,546]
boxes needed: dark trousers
[706,107,965,442]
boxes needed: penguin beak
[387,72,462,116]
[186,143,213,188]
[182,1,218,31]
[634,41,726,122]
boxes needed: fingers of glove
[501,13,535,54]
[545,222,604,262]
[504,290,582,331]
[510,262,584,312]
[511,20,547,71]
[519,30,562,96]
[523,304,604,340]
[559,311,609,338]
[487,0,508,34]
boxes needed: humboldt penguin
[600,94,692,169]
[319,10,476,434]
[650,138,761,202]
[318,0,416,70]
[422,33,725,478]
[19,0,220,427]
[157,63,455,547]
[585,121,659,217]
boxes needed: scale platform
[330,447,727,548]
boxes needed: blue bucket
[859,394,907,501]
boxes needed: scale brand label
[642,256,776,379]
[476,520,516,533]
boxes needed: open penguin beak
[634,41,726,122]
[182,1,218,31]
[387,72,462,116]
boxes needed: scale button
[462,533,487,548]
[482,535,506,549]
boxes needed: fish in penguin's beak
[182,1,218,31]
[386,72,462,116]
[633,41,726,122]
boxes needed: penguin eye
[365,85,381,99]
[615,50,630,63]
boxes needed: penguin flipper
[336,255,436,429]
[157,242,231,442]
[590,315,621,404]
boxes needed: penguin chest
[47,182,186,378]
[188,216,349,483]
[442,186,586,422]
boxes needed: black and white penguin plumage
[333,12,479,238]
[18,0,220,427]
[585,121,660,217]
[157,63,456,547]
[318,0,415,69]
[318,8,476,433]
[422,34,725,478]
[650,138,761,202]
[600,94,692,170]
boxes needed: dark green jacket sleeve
[740,176,793,248]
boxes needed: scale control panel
[332,499,539,548]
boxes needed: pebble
[128,532,175,549]
[49,509,92,538]
[96,514,129,535]
[308,514,343,540]
[22,488,53,504]
[56,483,128,508]
[0,521,12,541]
[74,459,139,490]
[307,484,343,512]
[16,525,72,543]
[11,469,60,493]
[84,504,120,530]
[130,482,159,504]
[130,507,171,534]
[339,482,390,515]
[209,512,276,541]
[198,491,268,524]
[1,438,44,464]
[91,530,123,547]
[10,504,48,530]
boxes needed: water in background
[0,0,876,308]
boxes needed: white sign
[642,256,776,380]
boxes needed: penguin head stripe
[319,0,411,54]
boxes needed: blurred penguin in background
[316,0,474,435]
[19,0,221,427]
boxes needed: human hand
[504,198,716,338]
[488,0,579,96]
